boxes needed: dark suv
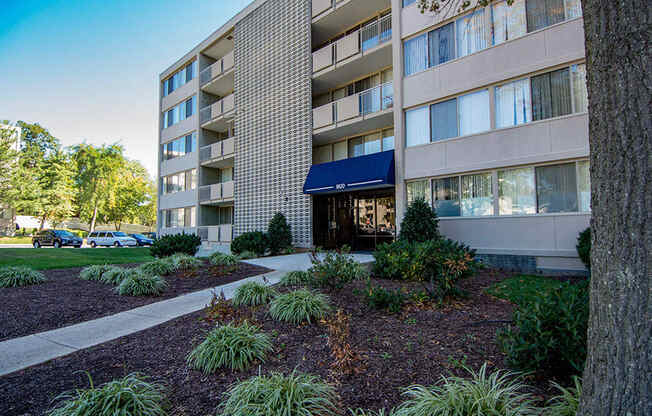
[33,230,83,248]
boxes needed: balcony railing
[313,82,393,129]
[312,14,391,73]
[200,137,235,163]
[198,224,233,242]
[200,93,235,125]
[200,50,235,86]
[199,181,235,203]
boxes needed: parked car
[143,232,157,240]
[87,231,138,247]
[33,230,83,248]
[129,233,154,246]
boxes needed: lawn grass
[0,248,154,270]
[0,236,32,244]
[486,275,565,306]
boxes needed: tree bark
[89,205,98,234]
[579,1,651,415]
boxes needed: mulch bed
[0,269,553,416]
[0,260,271,342]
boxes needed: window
[218,206,233,225]
[430,98,458,142]
[577,160,590,212]
[433,177,460,217]
[163,95,196,128]
[536,163,578,213]
[162,61,198,97]
[526,0,565,32]
[163,169,196,194]
[382,128,395,151]
[364,132,382,155]
[456,10,487,58]
[404,34,428,76]
[491,0,527,45]
[402,0,416,6]
[495,78,532,128]
[163,132,197,160]
[458,89,490,136]
[461,173,494,216]
[531,68,572,121]
[498,167,536,215]
[162,207,196,228]
[333,141,347,161]
[313,145,332,164]
[348,137,364,158]
[407,180,430,205]
[428,23,455,67]
[405,106,430,146]
[571,64,588,113]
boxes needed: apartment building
[158,0,589,273]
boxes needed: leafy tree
[35,150,76,228]
[103,160,154,230]
[0,125,19,204]
[267,212,292,255]
[399,197,439,243]
[417,1,651,413]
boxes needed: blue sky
[0,0,254,177]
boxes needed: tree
[267,212,292,255]
[103,159,155,230]
[399,197,439,242]
[418,1,651,413]
[71,143,124,233]
[37,150,76,228]
[0,125,19,203]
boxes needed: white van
[87,231,138,247]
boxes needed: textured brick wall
[233,0,313,247]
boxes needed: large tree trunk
[89,205,98,234]
[579,1,651,415]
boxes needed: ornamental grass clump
[393,363,539,416]
[187,321,272,373]
[47,373,167,416]
[0,266,46,288]
[544,377,582,416]
[116,271,167,296]
[219,371,339,416]
[236,251,257,260]
[169,253,202,271]
[209,252,239,267]
[139,258,177,277]
[79,264,112,282]
[279,270,312,287]
[100,266,130,285]
[269,289,331,324]
[232,281,278,307]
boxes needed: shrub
[393,363,538,416]
[187,321,272,373]
[236,251,258,260]
[231,231,268,257]
[545,377,581,416]
[101,266,130,285]
[576,227,591,270]
[232,281,278,307]
[0,266,46,288]
[210,252,239,267]
[79,264,113,281]
[47,373,167,416]
[399,197,439,243]
[116,271,168,296]
[308,247,369,290]
[267,212,293,255]
[219,371,339,416]
[280,270,312,287]
[362,283,406,314]
[269,289,331,324]
[372,240,413,280]
[150,233,201,258]
[168,253,202,270]
[498,280,589,379]
[139,258,177,276]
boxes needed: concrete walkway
[244,252,373,272]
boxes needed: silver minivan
[87,231,138,247]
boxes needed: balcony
[199,181,235,205]
[313,14,392,95]
[200,51,235,96]
[200,137,235,168]
[313,82,394,143]
[312,0,391,46]
[198,224,233,243]
[200,94,235,132]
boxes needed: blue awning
[303,150,395,194]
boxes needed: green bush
[139,258,177,276]
[267,212,293,255]
[231,231,268,257]
[544,377,582,416]
[150,233,201,258]
[399,197,439,243]
[209,252,239,266]
[236,251,258,260]
[279,270,312,287]
[168,253,202,270]
[232,281,278,307]
[576,227,591,270]
[308,248,369,290]
[79,264,113,281]
[47,373,167,416]
[116,271,168,296]
[372,240,413,280]
[362,283,406,314]
[219,371,339,416]
[0,266,47,288]
[498,280,589,379]
[393,363,538,416]
[187,321,273,373]
[269,289,331,324]
[101,266,130,285]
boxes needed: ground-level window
[162,207,196,228]
[406,180,430,206]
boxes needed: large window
[433,177,460,217]
[162,207,196,228]
[428,23,455,67]
[163,61,197,97]
[407,180,430,205]
[495,78,532,128]
[498,167,536,214]
[402,0,416,6]
[456,10,487,58]
[162,169,197,194]
[406,106,430,146]
[536,162,578,213]
[217,206,233,225]
[491,0,527,45]
[461,173,494,216]
[404,34,428,76]
[162,132,197,160]
[531,67,572,121]
[163,96,196,128]
[458,89,490,136]
[312,128,394,165]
